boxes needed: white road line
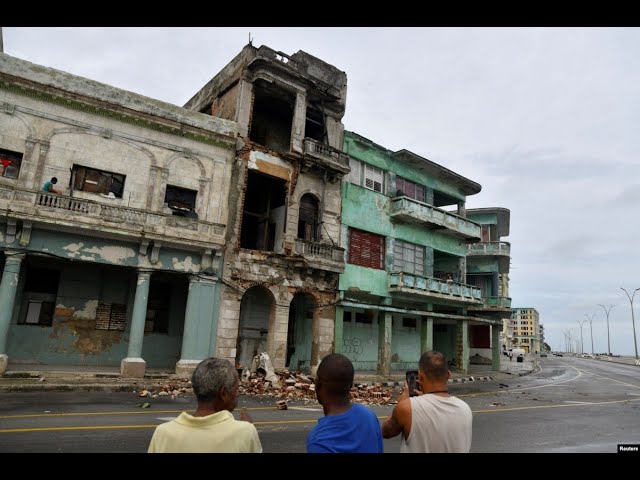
[289,407,323,412]
[563,401,593,404]
[157,417,177,421]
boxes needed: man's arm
[381,398,410,439]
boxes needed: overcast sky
[3,27,639,356]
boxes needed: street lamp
[584,313,596,355]
[576,319,587,354]
[620,287,640,360]
[598,304,615,355]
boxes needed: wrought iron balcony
[390,196,481,240]
[388,272,483,304]
[302,138,350,175]
[467,241,510,256]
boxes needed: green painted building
[336,132,503,374]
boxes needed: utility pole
[621,287,640,360]
[576,319,587,354]
[584,313,596,355]
[598,304,615,355]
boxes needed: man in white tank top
[381,351,472,453]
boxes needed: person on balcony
[42,177,62,194]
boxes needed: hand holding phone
[406,370,420,397]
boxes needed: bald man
[307,353,383,453]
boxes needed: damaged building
[336,132,504,374]
[183,45,349,373]
[0,52,237,377]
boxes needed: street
[0,356,638,453]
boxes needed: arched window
[298,194,319,241]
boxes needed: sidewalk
[0,354,537,392]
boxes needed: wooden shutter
[349,229,385,269]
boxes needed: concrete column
[175,276,219,376]
[269,303,289,370]
[425,246,434,278]
[291,91,307,153]
[334,306,344,354]
[0,252,25,374]
[492,324,501,371]
[457,320,469,374]
[377,312,392,376]
[457,200,466,217]
[236,79,254,138]
[492,271,500,297]
[421,316,433,355]
[458,257,467,283]
[121,269,152,378]
[425,187,434,205]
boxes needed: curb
[0,383,140,393]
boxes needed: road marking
[563,401,593,404]
[157,417,177,421]
[472,396,640,414]
[289,407,323,412]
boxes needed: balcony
[302,138,350,175]
[293,238,345,273]
[484,296,512,309]
[0,186,225,248]
[388,272,483,304]
[467,241,510,257]
[468,296,512,318]
[390,197,481,241]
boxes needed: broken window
[165,185,198,218]
[394,240,425,276]
[249,80,294,152]
[20,267,60,327]
[0,148,22,179]
[395,177,425,202]
[305,104,326,143]
[348,228,385,270]
[297,194,319,241]
[145,282,170,334]
[72,165,125,198]
[95,303,127,331]
[241,170,287,252]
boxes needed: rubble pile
[137,378,193,400]
[238,369,400,405]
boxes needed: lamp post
[598,304,615,356]
[584,314,596,355]
[620,287,640,360]
[576,319,587,354]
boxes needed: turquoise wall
[342,310,379,370]
[433,324,457,366]
[466,213,497,225]
[466,257,499,274]
[390,316,421,370]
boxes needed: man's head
[418,350,450,388]
[191,357,239,412]
[315,353,354,405]
[51,177,58,184]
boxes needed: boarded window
[395,177,425,202]
[73,165,125,198]
[348,229,385,270]
[394,240,425,276]
[165,185,198,218]
[470,325,490,348]
[0,148,23,179]
[364,164,383,193]
[95,302,127,331]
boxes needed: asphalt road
[0,356,638,453]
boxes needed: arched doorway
[297,194,319,241]
[286,293,316,371]
[236,286,274,369]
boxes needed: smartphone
[406,370,420,397]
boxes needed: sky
[3,27,640,356]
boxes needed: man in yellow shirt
[148,357,262,453]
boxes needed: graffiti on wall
[343,337,363,360]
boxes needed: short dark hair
[418,350,448,382]
[51,177,58,184]
[316,353,354,398]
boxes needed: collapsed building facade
[183,45,349,373]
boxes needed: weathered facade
[184,45,348,373]
[465,208,512,361]
[511,307,540,353]
[336,131,502,374]
[0,52,237,376]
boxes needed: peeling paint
[248,151,291,180]
[83,246,136,264]
[172,256,199,272]
[49,318,123,355]
[63,242,84,258]
[55,301,98,320]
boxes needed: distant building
[511,307,540,353]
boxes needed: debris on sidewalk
[489,402,506,407]
[276,400,288,410]
[134,377,193,400]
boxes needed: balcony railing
[303,138,350,174]
[483,296,512,309]
[0,186,225,244]
[467,241,511,256]
[388,272,483,303]
[294,238,344,262]
[390,197,481,240]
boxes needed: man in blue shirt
[42,177,62,194]
[307,353,384,453]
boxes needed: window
[73,165,125,198]
[145,282,170,334]
[470,325,490,348]
[364,164,383,193]
[298,194,319,241]
[95,302,127,331]
[347,158,362,185]
[394,240,425,276]
[355,312,373,324]
[165,185,198,218]
[402,317,417,329]
[0,148,23,179]
[20,267,60,326]
[395,177,425,202]
[348,229,385,270]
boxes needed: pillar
[492,271,500,297]
[420,316,433,355]
[377,311,392,376]
[334,305,344,354]
[120,269,151,378]
[0,252,24,374]
[457,320,469,374]
[492,324,501,371]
